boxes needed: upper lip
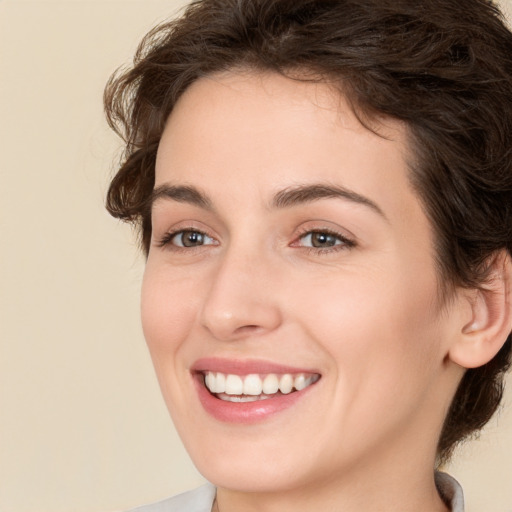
[191,357,320,376]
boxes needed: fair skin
[141,71,508,512]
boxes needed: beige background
[1,1,511,511]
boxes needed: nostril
[233,325,263,336]
[236,325,261,332]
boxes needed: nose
[199,250,283,341]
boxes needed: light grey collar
[435,471,465,511]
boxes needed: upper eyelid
[294,230,355,247]
[157,227,217,247]
[294,224,356,242]
[153,219,216,240]
[299,230,346,240]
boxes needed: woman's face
[142,72,463,491]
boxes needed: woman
[104,1,512,510]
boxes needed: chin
[195,453,309,493]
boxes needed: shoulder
[126,483,216,512]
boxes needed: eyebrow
[271,183,387,220]
[150,184,214,211]
[149,182,387,221]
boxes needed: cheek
[140,266,199,367]
[289,265,443,408]
[140,264,207,426]
[294,264,438,345]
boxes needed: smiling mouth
[203,371,321,403]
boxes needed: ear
[448,251,512,369]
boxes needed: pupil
[312,232,336,247]
[183,231,203,247]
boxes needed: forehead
[158,71,410,164]
[155,71,422,220]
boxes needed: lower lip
[194,374,318,424]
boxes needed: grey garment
[436,472,465,512]
[128,472,464,512]
[126,483,216,512]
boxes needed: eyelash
[292,227,356,255]
[156,228,217,250]
[156,227,356,254]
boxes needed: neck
[215,468,450,512]
[214,439,451,512]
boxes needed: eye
[301,232,342,248]
[295,230,355,251]
[160,229,216,248]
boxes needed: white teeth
[205,372,226,393]
[217,393,272,403]
[262,374,279,394]
[279,374,294,394]
[204,372,213,391]
[215,372,226,393]
[243,374,263,395]
[294,374,307,391]
[203,371,319,397]
[225,374,243,395]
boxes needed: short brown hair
[104,0,512,463]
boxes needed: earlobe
[449,251,512,369]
